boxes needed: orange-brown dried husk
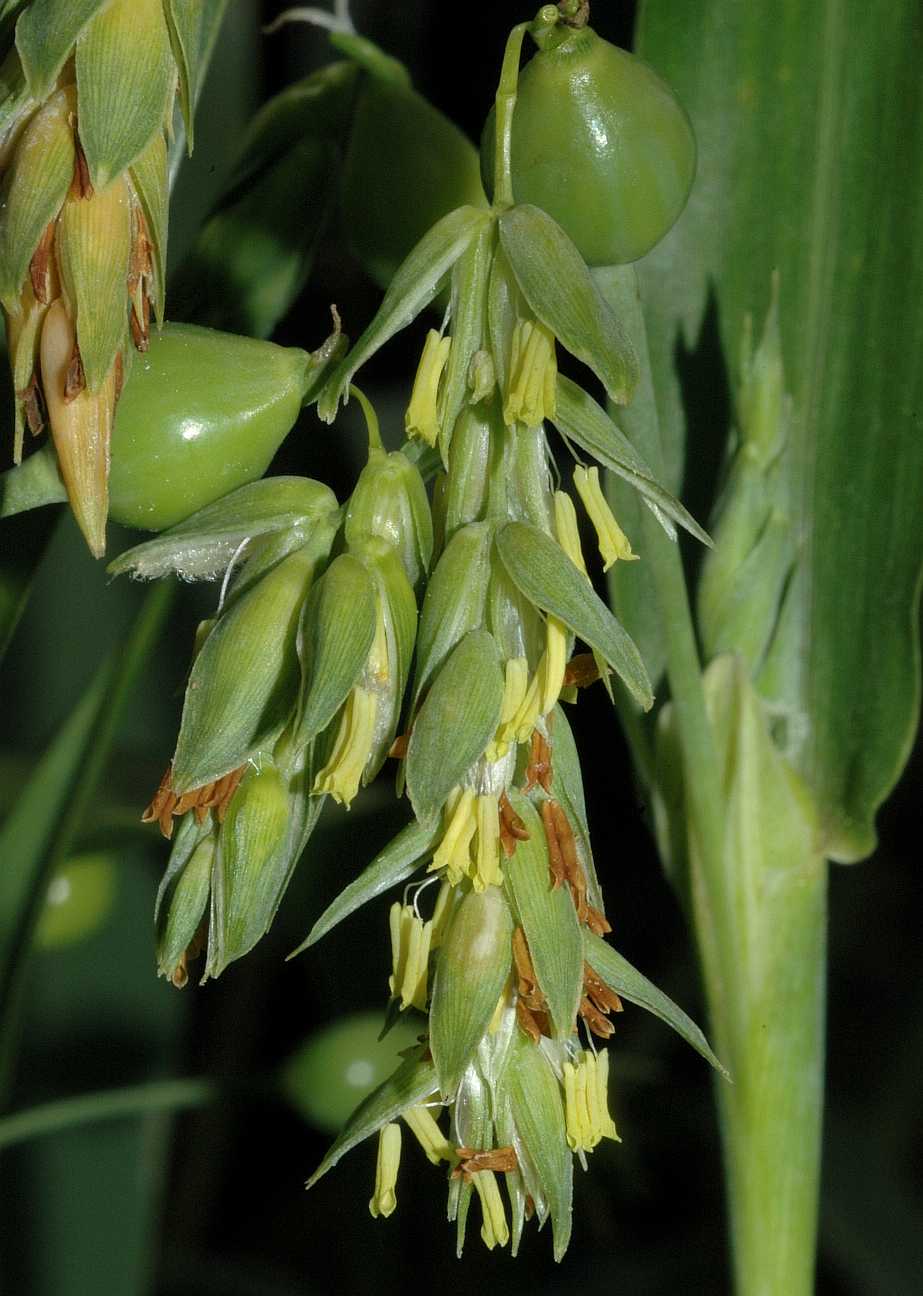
[4,278,53,462]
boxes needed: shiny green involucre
[480,23,696,265]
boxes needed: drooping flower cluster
[113,6,720,1259]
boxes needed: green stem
[349,383,383,451]
[596,265,825,1295]
[492,22,530,209]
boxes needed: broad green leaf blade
[15,0,107,97]
[430,887,513,1095]
[75,0,174,189]
[504,792,583,1041]
[339,69,488,294]
[317,205,493,422]
[405,627,504,821]
[553,375,711,546]
[294,554,377,746]
[306,1054,437,1188]
[290,817,439,955]
[636,1,923,860]
[584,930,726,1077]
[107,477,338,582]
[505,1030,572,1262]
[173,134,336,341]
[496,521,653,710]
[498,203,639,404]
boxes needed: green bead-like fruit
[282,1012,422,1133]
[34,854,117,950]
[109,324,311,530]
[481,27,696,265]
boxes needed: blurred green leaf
[0,583,172,1085]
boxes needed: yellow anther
[594,1047,619,1143]
[388,901,433,1011]
[563,1050,620,1152]
[554,490,588,576]
[489,656,530,758]
[402,1104,455,1165]
[369,1122,402,1219]
[471,1169,510,1250]
[405,328,451,446]
[431,788,478,886]
[510,669,543,745]
[313,687,378,806]
[539,616,568,716]
[573,465,638,571]
[474,794,503,892]
[504,318,557,428]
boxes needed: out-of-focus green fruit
[282,1012,421,1133]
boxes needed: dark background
[1,3,921,1293]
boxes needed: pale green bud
[345,446,434,588]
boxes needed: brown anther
[524,1194,535,1221]
[549,799,588,920]
[129,292,150,351]
[515,998,544,1044]
[451,1145,518,1181]
[29,222,56,304]
[563,652,601,689]
[71,138,93,199]
[213,765,246,821]
[63,344,85,401]
[585,904,612,936]
[170,914,208,989]
[524,729,553,794]
[157,791,178,839]
[142,764,177,837]
[499,792,529,859]
[143,763,245,837]
[19,374,46,438]
[512,925,537,997]
[388,733,409,760]
[541,799,567,890]
[584,962,623,1015]
[113,351,124,405]
[579,995,616,1038]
